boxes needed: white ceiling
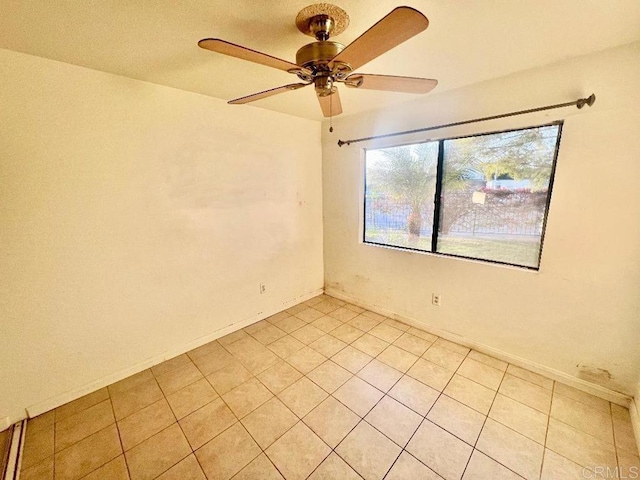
[2,1,639,121]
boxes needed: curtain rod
[337,93,596,147]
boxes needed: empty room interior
[2,1,640,479]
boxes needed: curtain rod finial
[577,93,596,109]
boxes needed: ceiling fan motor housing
[295,41,344,69]
[296,41,347,96]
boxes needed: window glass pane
[437,125,561,268]
[364,142,439,251]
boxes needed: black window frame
[362,121,564,271]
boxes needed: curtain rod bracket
[337,93,596,147]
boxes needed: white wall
[322,41,640,395]
[0,49,323,425]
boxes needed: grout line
[191,447,208,478]
[304,324,417,478]
[542,406,615,478]
[505,372,554,393]
[543,381,618,478]
[107,370,155,399]
[54,424,123,478]
[494,376,552,415]
[609,400,623,475]
[129,361,223,478]
[107,393,132,480]
[306,451,366,480]
[239,403,323,476]
[453,364,549,480]
[418,346,547,480]
[463,367,530,480]
[471,364,504,449]
[443,348,477,480]
[132,423,191,478]
[378,345,475,479]
[194,380,263,478]
[224,423,263,478]
[552,386,614,413]
[539,380,556,480]
[547,416,617,446]
[262,451,289,480]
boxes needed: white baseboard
[24,288,323,420]
[325,288,633,408]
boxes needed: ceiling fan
[198,4,437,118]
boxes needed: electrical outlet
[260,283,266,294]
[432,293,441,306]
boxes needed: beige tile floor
[19,295,640,480]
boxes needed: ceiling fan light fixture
[315,76,334,96]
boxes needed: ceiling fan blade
[228,83,309,105]
[198,38,309,74]
[331,7,429,71]
[317,89,343,117]
[345,74,437,94]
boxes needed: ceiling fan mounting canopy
[295,3,350,39]
[197,4,438,118]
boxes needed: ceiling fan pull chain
[329,92,334,133]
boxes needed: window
[363,122,563,269]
